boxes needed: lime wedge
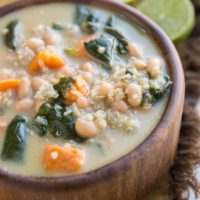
[117,0,138,4]
[137,0,195,43]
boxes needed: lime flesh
[117,0,138,4]
[137,0,195,43]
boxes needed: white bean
[16,70,29,78]
[128,42,141,57]
[17,77,31,99]
[0,69,13,80]
[134,59,146,70]
[147,58,162,78]
[15,99,34,112]
[113,100,128,113]
[126,83,142,107]
[115,81,125,89]
[5,55,16,65]
[99,83,113,96]
[81,62,94,72]
[75,119,100,138]
[27,37,45,52]
[44,31,60,45]
[33,25,46,36]
[82,72,93,84]
[55,65,72,79]
[32,77,49,91]
[76,96,90,109]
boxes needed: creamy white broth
[0,3,170,176]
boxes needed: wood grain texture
[0,0,185,200]
[0,0,15,7]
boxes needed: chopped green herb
[64,49,78,55]
[52,23,63,30]
[125,69,134,75]
[1,115,27,161]
[105,15,115,27]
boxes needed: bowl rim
[0,0,184,193]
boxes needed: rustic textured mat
[0,0,199,200]
[169,0,200,196]
[148,0,200,199]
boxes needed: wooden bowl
[0,0,185,200]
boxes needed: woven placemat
[147,0,200,199]
[0,1,199,200]
[170,0,200,198]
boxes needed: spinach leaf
[1,115,27,161]
[150,75,172,101]
[54,77,74,97]
[32,78,86,142]
[36,102,53,117]
[63,112,85,142]
[4,20,22,50]
[142,75,172,107]
[33,102,62,135]
[36,102,65,138]
[84,35,115,69]
[33,102,84,142]
[41,102,63,121]
[142,92,155,107]
[104,16,129,55]
[63,112,77,138]
[31,116,48,136]
[76,5,100,34]
[81,14,99,34]
[47,110,80,140]
[48,119,66,138]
